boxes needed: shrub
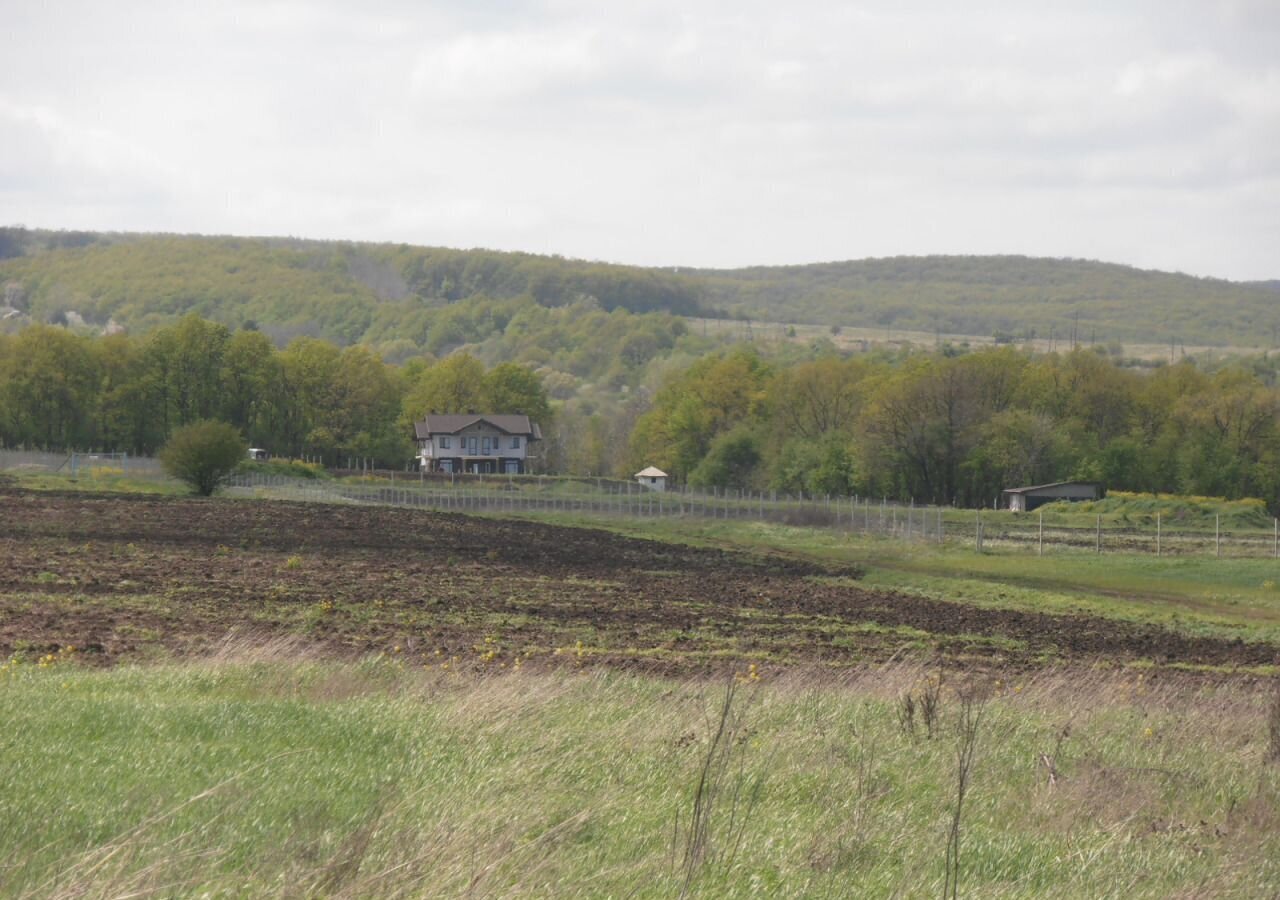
[159,420,247,496]
[239,459,329,480]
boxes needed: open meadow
[2,480,1279,897]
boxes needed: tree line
[628,345,1280,510]
[6,313,1280,509]
[0,315,550,468]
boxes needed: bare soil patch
[1,488,1276,674]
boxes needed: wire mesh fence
[0,449,165,477]
[968,511,1280,559]
[4,448,1279,558]
[0,449,75,473]
[221,471,948,543]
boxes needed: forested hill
[0,227,1275,348]
[0,230,709,345]
[685,256,1280,347]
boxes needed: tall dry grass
[2,658,1278,898]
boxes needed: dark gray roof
[1001,481,1100,495]
[414,414,542,441]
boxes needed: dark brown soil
[1,488,1276,674]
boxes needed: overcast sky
[2,1,1277,279]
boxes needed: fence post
[1038,510,1043,557]
[1096,515,1101,554]
[975,510,981,551]
[1156,513,1161,557]
[1215,514,1220,559]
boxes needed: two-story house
[414,414,542,475]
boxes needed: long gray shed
[1001,481,1102,512]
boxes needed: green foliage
[689,426,762,490]
[0,324,100,448]
[480,362,553,424]
[624,343,1280,511]
[401,353,486,416]
[629,347,771,479]
[0,232,708,347]
[770,435,858,496]
[1040,491,1273,530]
[398,353,551,440]
[9,230,1280,504]
[10,228,1278,356]
[158,420,248,496]
[0,315,563,471]
[238,458,330,480]
[692,254,1280,347]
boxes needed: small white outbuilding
[635,466,668,492]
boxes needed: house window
[510,436,521,449]
[482,437,491,451]
[439,436,451,449]
[468,437,478,453]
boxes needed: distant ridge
[684,254,1280,348]
[0,227,1274,349]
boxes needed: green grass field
[2,651,1278,898]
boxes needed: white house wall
[418,424,529,460]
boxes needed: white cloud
[410,28,604,101]
[0,0,1275,278]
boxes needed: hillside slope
[687,256,1280,347]
[0,229,1274,348]
[0,231,707,346]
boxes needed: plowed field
[2,488,1276,673]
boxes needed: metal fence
[970,510,1280,559]
[5,448,1277,557]
[0,449,164,477]
[214,474,1280,557]
[221,471,948,543]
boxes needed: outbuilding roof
[1001,480,1100,495]
[635,466,668,478]
[414,415,542,440]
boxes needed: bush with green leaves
[159,420,248,496]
